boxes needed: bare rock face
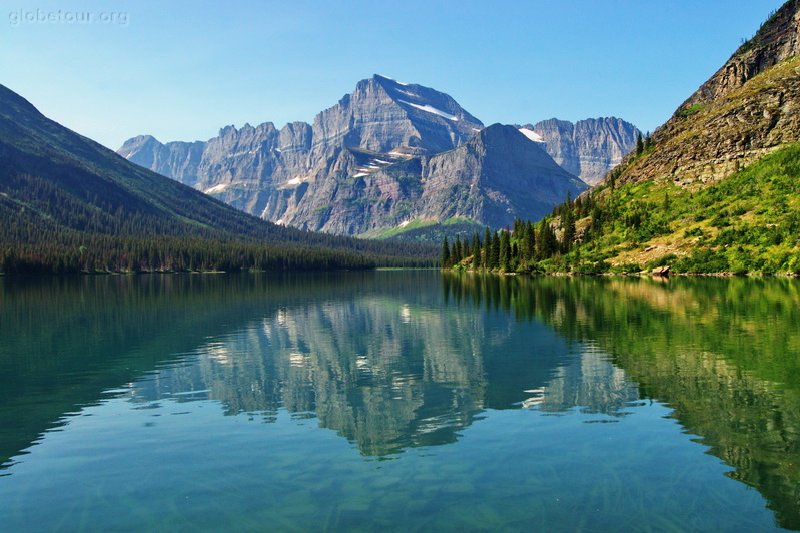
[416,124,588,228]
[688,1,800,106]
[312,75,483,156]
[616,0,800,186]
[117,135,204,187]
[529,118,641,185]
[272,125,587,235]
[118,75,591,236]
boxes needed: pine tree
[636,133,644,156]
[536,219,557,259]
[562,206,576,253]
[511,242,518,270]
[471,233,481,270]
[499,230,511,271]
[525,221,535,261]
[482,227,491,270]
[442,236,451,268]
[489,232,500,270]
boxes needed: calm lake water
[0,272,798,531]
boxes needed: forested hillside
[443,2,800,276]
[0,84,436,273]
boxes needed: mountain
[442,1,800,275]
[118,75,484,222]
[555,1,800,274]
[413,124,587,228]
[119,75,589,238]
[0,83,436,274]
[614,1,800,186]
[268,124,586,236]
[528,117,641,185]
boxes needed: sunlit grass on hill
[442,143,800,275]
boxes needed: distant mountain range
[0,83,435,274]
[119,75,639,237]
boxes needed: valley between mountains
[3,2,798,276]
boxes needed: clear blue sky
[1,0,786,149]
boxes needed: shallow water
[0,272,798,531]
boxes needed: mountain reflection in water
[1,272,798,529]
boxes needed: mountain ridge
[528,117,640,185]
[118,76,627,238]
[613,0,800,186]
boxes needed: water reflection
[127,281,636,455]
[1,273,799,529]
[443,273,800,530]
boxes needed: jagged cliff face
[688,1,800,106]
[615,0,800,185]
[118,75,493,233]
[119,75,592,236]
[416,125,587,227]
[530,118,640,185]
[263,125,586,235]
[312,75,483,155]
[117,135,205,186]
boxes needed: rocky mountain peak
[411,122,587,229]
[312,74,483,155]
[371,74,483,128]
[118,134,159,155]
[474,123,543,151]
[682,0,800,110]
[529,117,640,185]
[116,76,634,238]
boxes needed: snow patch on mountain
[398,100,459,121]
[518,128,545,143]
[394,88,418,98]
[376,73,409,86]
[204,183,229,194]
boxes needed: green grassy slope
[555,143,800,274]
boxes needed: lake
[0,272,798,531]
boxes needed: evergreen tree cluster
[0,171,437,274]
[442,140,800,277]
[440,194,587,273]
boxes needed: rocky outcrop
[311,74,483,155]
[529,117,640,185]
[267,125,587,235]
[117,135,204,186]
[615,0,800,186]
[688,1,800,106]
[415,124,587,227]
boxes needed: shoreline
[441,269,800,278]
